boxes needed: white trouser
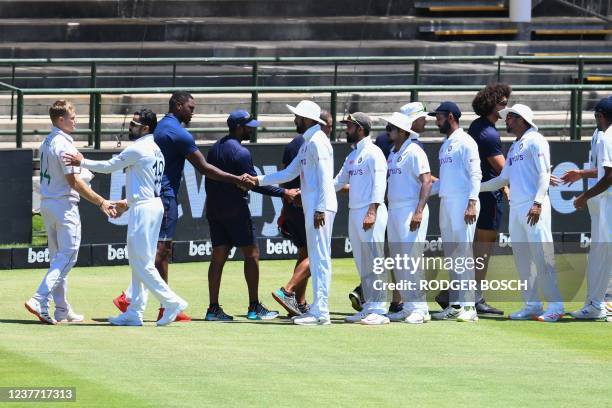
[598,194,612,300]
[124,198,184,320]
[34,198,81,311]
[585,197,607,308]
[508,196,563,311]
[387,202,429,314]
[348,204,388,315]
[439,196,479,307]
[303,207,335,320]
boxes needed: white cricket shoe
[293,313,331,326]
[405,311,431,324]
[569,303,606,320]
[360,313,390,325]
[108,312,143,326]
[345,310,369,323]
[456,306,478,322]
[24,298,56,325]
[432,306,462,320]
[537,307,565,322]
[386,308,411,322]
[55,307,84,323]
[157,300,188,326]
[508,305,544,320]
[604,299,612,316]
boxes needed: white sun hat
[499,103,538,131]
[286,100,326,125]
[400,101,428,121]
[382,112,419,136]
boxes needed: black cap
[428,101,462,119]
[594,96,612,115]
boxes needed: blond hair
[49,100,75,123]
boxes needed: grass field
[1,256,611,407]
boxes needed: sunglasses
[129,120,144,127]
[497,99,508,106]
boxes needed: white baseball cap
[400,102,428,121]
[499,103,538,131]
[286,100,326,125]
[382,112,419,136]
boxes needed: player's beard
[346,129,358,144]
[439,119,451,135]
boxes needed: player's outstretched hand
[238,173,258,190]
[549,174,561,187]
[560,169,582,186]
[99,199,117,218]
[573,193,588,210]
[283,188,300,203]
[63,151,84,166]
[110,199,129,218]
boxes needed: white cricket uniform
[596,127,612,301]
[437,128,481,306]
[258,124,337,320]
[81,134,186,320]
[33,128,82,312]
[386,138,431,314]
[333,136,388,315]
[481,128,563,311]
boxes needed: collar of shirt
[392,137,411,155]
[164,113,181,125]
[303,124,321,142]
[410,132,420,140]
[519,127,539,141]
[51,127,74,143]
[447,128,465,141]
[355,135,372,152]
[136,133,154,143]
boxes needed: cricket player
[429,101,481,322]
[480,104,565,322]
[112,92,255,321]
[334,112,389,325]
[65,109,188,326]
[572,96,612,321]
[244,100,337,326]
[383,111,433,324]
[24,100,116,325]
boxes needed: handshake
[237,173,301,205]
[98,199,129,219]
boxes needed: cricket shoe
[386,308,411,322]
[345,310,369,323]
[293,313,331,326]
[348,285,364,312]
[108,312,143,326]
[456,306,478,322]
[24,298,56,325]
[297,302,310,314]
[113,291,130,313]
[247,302,279,320]
[271,288,301,316]
[537,308,565,323]
[54,307,84,323]
[508,305,544,320]
[569,303,606,320]
[476,299,504,316]
[157,300,188,326]
[388,302,404,314]
[204,305,233,321]
[605,299,612,316]
[359,313,390,325]
[431,306,463,321]
[405,311,431,324]
[157,308,191,322]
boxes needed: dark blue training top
[467,116,503,182]
[281,134,304,189]
[205,135,284,221]
[374,131,394,159]
[154,114,198,198]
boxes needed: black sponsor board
[0,249,12,269]
[91,243,130,266]
[11,245,92,269]
[0,150,33,244]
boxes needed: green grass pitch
[1,256,610,407]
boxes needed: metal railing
[2,82,612,148]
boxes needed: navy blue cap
[227,110,260,128]
[428,101,462,119]
[594,96,612,115]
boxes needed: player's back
[39,127,80,202]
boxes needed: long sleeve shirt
[258,124,337,213]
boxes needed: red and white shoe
[113,292,130,313]
[156,307,192,322]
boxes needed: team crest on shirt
[519,142,524,150]
[447,145,453,152]
[358,157,363,164]
[397,155,402,163]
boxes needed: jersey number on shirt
[40,152,51,184]
[152,160,164,190]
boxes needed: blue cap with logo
[594,96,612,115]
[227,109,260,128]
[428,101,462,119]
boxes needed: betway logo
[580,233,591,249]
[189,241,236,258]
[28,248,50,263]
[107,162,284,236]
[108,245,129,260]
[266,239,298,255]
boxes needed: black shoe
[271,287,301,317]
[476,299,504,316]
[388,302,404,314]
[435,290,449,310]
[204,304,234,321]
[297,302,310,315]
[349,285,364,312]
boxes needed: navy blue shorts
[158,195,178,241]
[477,191,503,231]
[208,216,256,248]
[282,203,307,248]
